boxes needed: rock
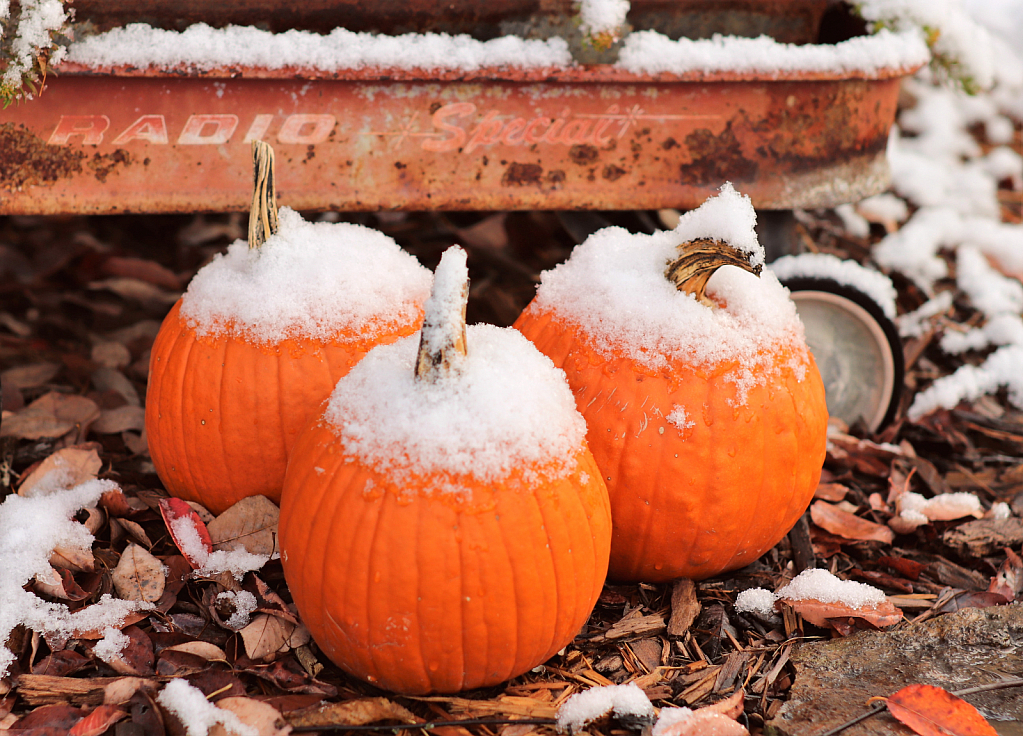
[943,518,1023,558]
[766,606,1023,735]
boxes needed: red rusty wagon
[1,0,924,217]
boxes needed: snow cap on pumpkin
[180,207,432,344]
[529,183,807,400]
[322,246,588,491]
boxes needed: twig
[290,717,559,733]
[814,677,1023,736]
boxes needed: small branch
[248,140,279,250]
[664,238,762,307]
[415,246,470,383]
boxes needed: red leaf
[159,497,212,569]
[886,684,998,736]
[68,705,128,736]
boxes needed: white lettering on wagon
[362,103,719,152]
[46,113,337,147]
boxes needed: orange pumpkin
[145,143,430,514]
[279,247,612,694]
[514,186,828,583]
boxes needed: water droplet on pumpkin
[429,662,440,672]
[201,420,205,425]
[374,571,381,583]
[654,563,663,571]
[727,447,736,457]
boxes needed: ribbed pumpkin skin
[514,305,828,583]
[279,418,612,694]
[145,300,421,515]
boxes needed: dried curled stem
[415,247,469,384]
[665,238,762,307]
[248,140,279,250]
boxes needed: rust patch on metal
[680,121,758,186]
[502,162,543,186]
[602,164,626,181]
[88,149,132,183]
[0,123,86,190]
[569,144,599,165]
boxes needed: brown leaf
[209,698,291,736]
[68,705,128,736]
[0,391,100,440]
[696,688,745,720]
[102,677,158,705]
[91,341,133,370]
[50,542,96,574]
[667,579,700,636]
[656,710,749,736]
[287,698,418,729]
[208,495,280,557]
[116,518,154,549]
[1,362,61,390]
[111,544,166,602]
[240,614,296,662]
[885,684,998,736]
[92,406,146,434]
[988,548,1023,602]
[32,650,92,677]
[98,625,155,676]
[778,598,903,632]
[91,366,140,407]
[101,256,183,291]
[814,482,849,502]
[33,567,90,601]
[18,447,102,497]
[810,501,895,544]
[162,642,227,661]
[160,497,213,569]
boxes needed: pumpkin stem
[248,140,279,250]
[665,238,763,307]
[415,246,470,383]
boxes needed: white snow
[734,588,778,618]
[556,683,655,732]
[156,678,258,736]
[323,327,587,490]
[769,253,898,321]
[835,203,872,240]
[897,491,984,523]
[908,345,1023,420]
[217,590,258,630]
[0,479,153,678]
[180,207,431,345]
[651,708,695,736]
[529,183,807,404]
[1,0,69,96]
[93,626,130,665]
[777,568,888,608]
[857,193,910,226]
[579,0,630,40]
[66,23,572,73]
[991,501,1012,520]
[665,405,695,433]
[170,516,269,581]
[897,292,954,339]
[616,29,929,78]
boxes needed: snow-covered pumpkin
[514,184,828,583]
[279,247,612,694]
[146,143,431,514]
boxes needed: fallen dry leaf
[810,501,895,544]
[696,688,745,720]
[162,641,227,661]
[656,710,749,736]
[814,482,849,502]
[0,392,101,440]
[92,367,140,407]
[208,495,280,557]
[779,598,903,632]
[240,614,298,662]
[209,697,291,736]
[91,341,133,370]
[988,548,1023,602]
[286,698,418,729]
[99,625,154,676]
[160,497,213,569]
[884,684,998,736]
[1,362,61,390]
[111,544,166,603]
[92,406,146,434]
[18,447,102,497]
[101,677,158,705]
[67,704,128,736]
